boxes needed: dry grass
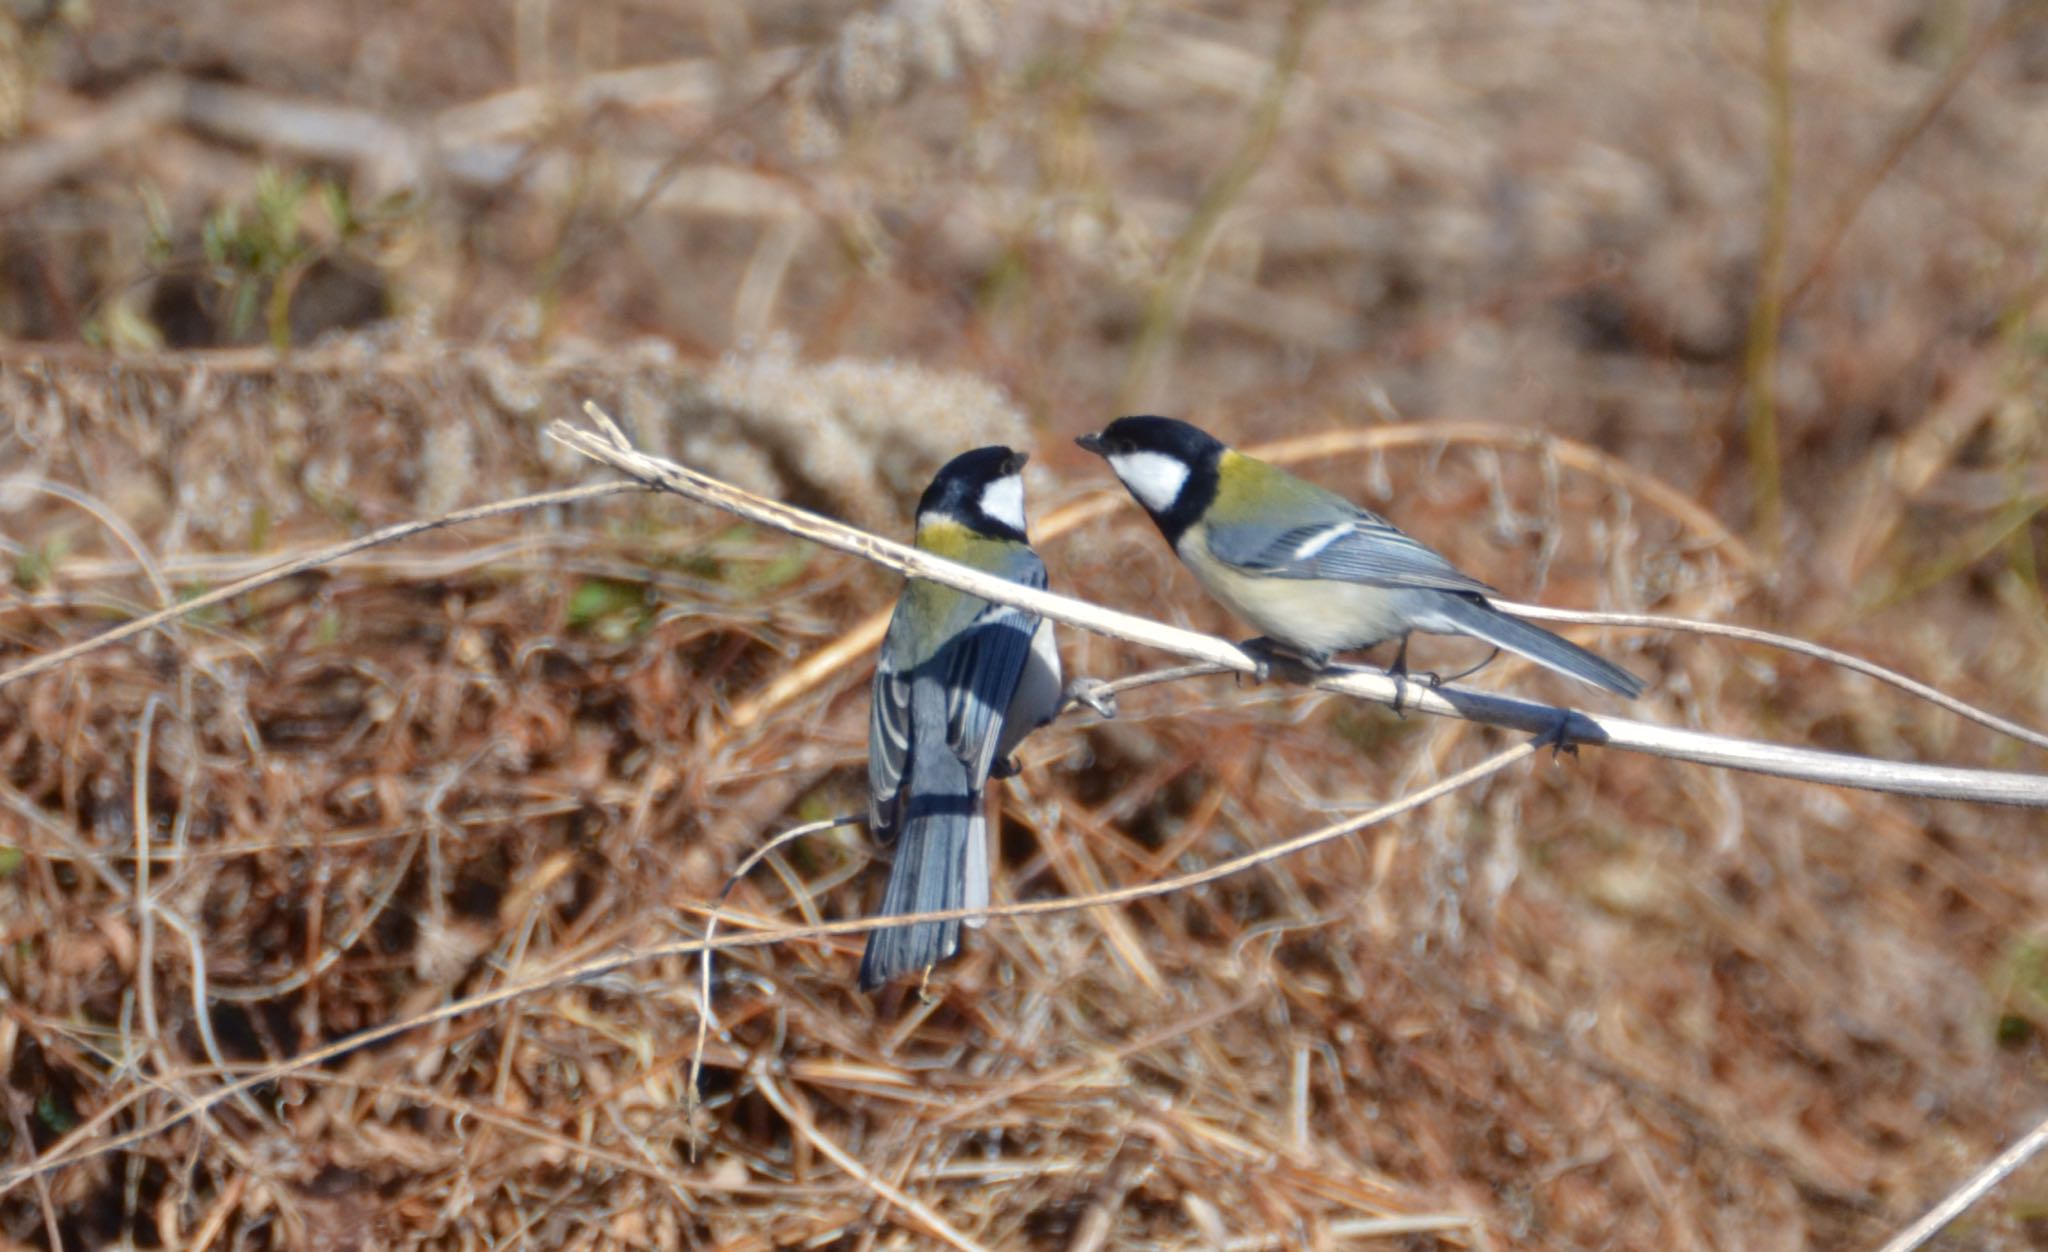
[4,0,2048,1248]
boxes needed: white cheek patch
[978,474,1027,532]
[1108,451,1190,514]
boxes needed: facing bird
[860,446,1064,991]
[1076,416,1643,699]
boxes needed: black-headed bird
[1076,416,1642,699]
[860,446,1063,990]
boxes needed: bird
[1076,415,1643,699]
[859,445,1064,990]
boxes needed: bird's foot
[1384,637,1438,717]
[1537,710,1581,760]
[990,754,1023,780]
[1062,677,1119,720]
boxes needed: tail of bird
[858,739,991,991]
[1419,593,1644,698]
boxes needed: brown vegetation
[3,0,2047,1247]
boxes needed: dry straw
[539,402,2048,1252]
[4,404,2044,1249]
[1,723,1539,1203]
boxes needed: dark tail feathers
[858,747,986,991]
[1424,594,1644,699]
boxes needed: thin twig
[132,696,166,1048]
[184,1170,247,1252]
[0,1083,62,1250]
[1743,0,1794,555]
[1877,1110,2048,1252]
[1221,1213,1479,1249]
[125,696,263,1121]
[1120,0,1323,410]
[688,812,865,1143]
[550,405,2048,808]
[8,477,176,608]
[727,418,1750,729]
[751,1065,989,1252]
[1501,604,2048,754]
[1782,8,2022,313]
[1067,662,1231,711]
[0,482,645,692]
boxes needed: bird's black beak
[1005,450,1030,474]
[1075,432,1106,455]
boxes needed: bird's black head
[1077,415,1225,464]
[1075,415,1224,542]
[916,445,1031,540]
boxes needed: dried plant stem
[1,738,1534,1194]
[1744,0,1794,556]
[1228,1214,1479,1247]
[1784,8,2021,313]
[729,420,1752,730]
[0,1086,61,1249]
[7,419,1739,724]
[551,405,2048,807]
[1120,0,1322,410]
[751,1065,990,1251]
[8,476,176,607]
[10,408,2046,1234]
[0,482,645,692]
[1501,604,2048,754]
[184,1171,248,1252]
[688,812,865,1135]
[132,696,166,1048]
[1877,1110,2048,1252]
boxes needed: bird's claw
[1062,677,1118,720]
[1385,665,1443,717]
[1385,636,1415,717]
[1235,637,1274,684]
[990,754,1023,780]
[1538,712,1581,759]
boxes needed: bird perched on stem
[1077,416,1643,700]
[860,446,1064,990]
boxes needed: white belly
[994,616,1063,761]
[1179,532,1410,656]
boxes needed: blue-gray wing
[869,549,1047,834]
[1205,510,1495,595]
[868,624,915,838]
[938,553,1047,778]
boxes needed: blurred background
[3,0,2047,1247]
